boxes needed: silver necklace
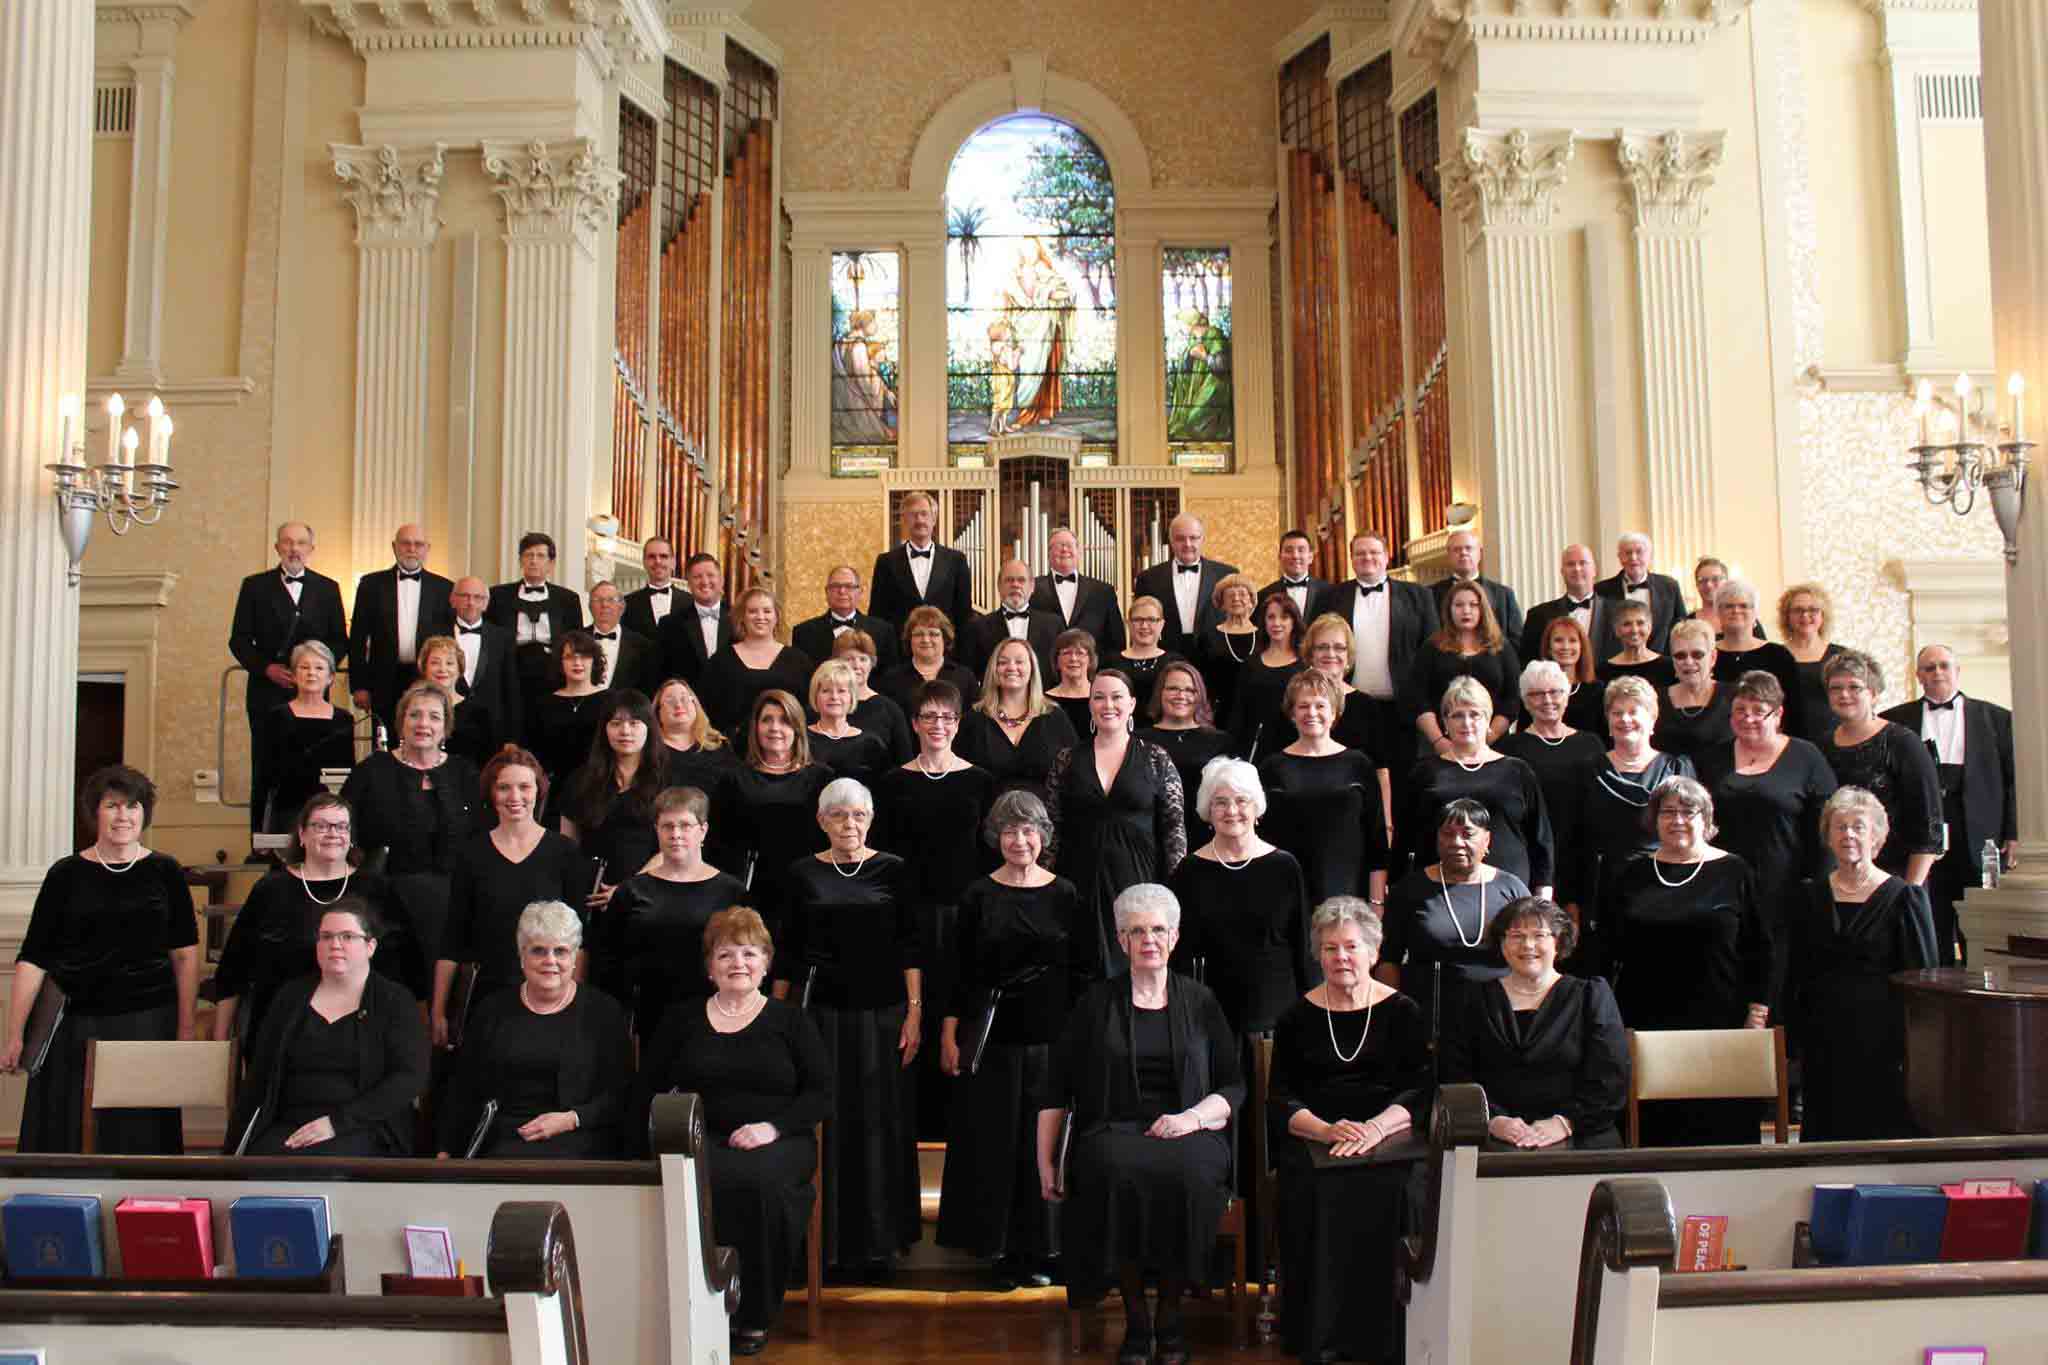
[1651,857,1704,889]
[303,870,353,906]
[92,846,143,874]
[713,990,763,1019]
[828,851,869,879]
[1221,631,1254,663]
[1670,685,1713,719]
[1439,874,1486,948]
[1325,988,1376,1063]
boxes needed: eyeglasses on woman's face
[317,930,370,946]
[1503,928,1554,946]
[523,943,576,962]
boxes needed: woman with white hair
[1500,660,1604,899]
[1709,579,1807,737]
[436,900,633,1158]
[258,639,357,832]
[1037,883,1241,1365]
[773,776,920,1274]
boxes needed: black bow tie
[648,584,670,595]
[908,547,932,560]
[1358,581,1386,595]
[396,569,422,582]
[1623,578,1649,591]
[593,630,618,641]
[518,586,549,600]
[457,623,484,636]
[1053,573,1077,585]
[281,571,303,584]
[830,614,858,626]
[1176,563,1200,575]
[1002,609,1030,622]
[1926,696,1959,711]
[1283,577,1309,587]
[1569,597,1593,610]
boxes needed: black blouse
[436,986,635,1156]
[1257,749,1391,905]
[1046,976,1245,1132]
[1608,854,1769,1031]
[1440,975,1628,1138]
[1267,992,1431,1134]
[597,870,750,1039]
[808,728,894,785]
[1496,730,1603,889]
[20,854,196,1016]
[872,764,998,914]
[1403,643,1524,731]
[956,708,1078,804]
[775,852,917,1010]
[1568,751,1697,906]
[660,741,741,796]
[634,997,832,1147]
[1817,723,1944,875]
[1695,739,1839,911]
[259,706,357,829]
[951,875,1090,1045]
[708,763,833,909]
[1225,654,1306,757]
[443,831,592,990]
[1138,724,1237,855]
[1168,850,1311,1036]
[1714,641,1806,739]
[528,692,606,792]
[1400,756,1554,890]
[875,661,979,721]
[1194,627,1262,728]
[1652,685,1734,762]
[214,868,427,1044]
[852,693,915,765]
[1380,867,1532,1030]
[697,645,816,738]
[340,752,483,878]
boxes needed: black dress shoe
[733,1328,769,1356]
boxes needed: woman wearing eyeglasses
[1651,620,1734,761]
[1816,649,1942,885]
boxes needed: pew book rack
[0,1234,345,1293]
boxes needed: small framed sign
[403,1225,455,1279]
[1925,1350,1988,1365]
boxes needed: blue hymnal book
[2034,1181,2048,1258]
[1843,1185,1948,1265]
[1809,1184,1855,1264]
[3,1194,104,1279]
[229,1196,330,1279]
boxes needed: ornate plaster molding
[1397,0,1750,67]
[304,0,666,70]
[1617,128,1725,232]
[95,2,204,23]
[1443,127,1576,233]
[482,137,620,240]
[333,142,449,244]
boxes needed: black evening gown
[807,728,893,785]
[852,692,915,764]
[660,740,740,796]
[340,751,482,966]
[1380,867,1531,1041]
[1497,729,1603,904]
[709,764,833,932]
[17,854,198,1155]
[1268,992,1431,1364]
[936,875,1088,1262]
[259,705,357,831]
[1194,627,1261,729]
[1226,655,1305,758]
[1567,752,1696,971]
[1694,739,1839,1012]
[215,867,427,1044]
[437,986,634,1158]
[1789,644,1845,745]
[1440,974,1628,1147]
[957,708,1080,807]
[1784,877,1937,1141]
[444,698,497,767]
[1817,723,1945,877]
[1653,684,1734,762]
[1168,850,1310,1037]
[776,853,922,1266]
[1257,749,1390,910]
[598,869,750,1041]
[1399,755,1553,890]
[697,646,816,738]
[1608,854,1770,1145]
[1714,641,1806,739]
[1138,725,1236,857]
[528,692,605,800]
[1045,740,1188,978]
[634,999,831,1331]
[1402,642,1523,731]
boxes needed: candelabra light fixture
[1907,372,2031,564]
[46,391,180,586]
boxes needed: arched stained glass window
[946,115,1117,463]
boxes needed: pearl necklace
[1220,631,1254,664]
[914,754,952,780]
[828,851,870,879]
[713,990,764,1019]
[1214,843,1256,871]
[1529,728,1570,748]
[1439,874,1486,948]
[303,870,353,906]
[521,982,574,1015]
[1324,987,1376,1064]
[1453,752,1487,773]
[1651,857,1704,889]
[91,846,144,874]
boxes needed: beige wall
[1804,0,1901,367]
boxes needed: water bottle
[1981,838,2002,889]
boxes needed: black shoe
[1116,1332,1154,1365]
[733,1328,769,1356]
[990,1259,1020,1292]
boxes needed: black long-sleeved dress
[1817,722,1945,877]
[1380,866,1532,1037]
[1225,654,1305,757]
[1138,724,1236,857]
[1402,642,1523,732]
[709,764,833,930]
[598,868,750,1040]
[1259,748,1391,908]
[696,645,816,738]
[527,691,605,796]
[1496,729,1602,902]
[258,704,356,830]
[1194,626,1261,729]
[215,867,427,1045]
[1566,751,1696,968]
[443,697,498,767]
[1440,974,1628,1147]
[660,740,741,796]
[1045,739,1188,979]
[1168,849,1310,1038]
[1399,755,1553,890]
[1714,641,1806,739]
[338,752,483,954]
[851,692,915,764]
[956,708,1078,807]
[443,830,592,996]
[437,985,634,1158]
[808,728,893,785]
[874,660,979,721]
[1652,684,1734,761]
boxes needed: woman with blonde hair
[807,658,890,784]
[958,635,1078,808]
[1777,582,1844,744]
[1194,572,1261,727]
[1104,595,1179,711]
[696,586,815,737]
[652,677,738,794]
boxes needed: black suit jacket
[229,567,349,719]
[1259,575,1332,625]
[1593,572,1686,656]
[1031,573,1125,656]
[450,619,522,749]
[621,583,685,643]
[1319,577,1436,688]
[792,611,901,674]
[1880,695,2019,869]
[1132,557,1240,654]
[348,566,456,724]
[869,542,976,643]
[1521,593,1609,665]
[597,627,660,696]
[656,599,734,685]
[960,607,1063,681]
[1431,575,1525,650]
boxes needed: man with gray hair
[229,520,348,838]
[962,559,1062,680]
[1593,531,1685,656]
[1030,527,1125,655]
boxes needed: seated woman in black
[635,906,830,1357]
[1268,896,1430,1365]
[228,900,429,1156]
[437,900,633,1158]
[1440,895,1628,1149]
[1037,883,1241,1365]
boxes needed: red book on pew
[114,1198,214,1280]
[1677,1215,1728,1273]
[1938,1181,2032,1262]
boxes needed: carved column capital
[332,142,448,245]
[1617,129,1727,234]
[1443,128,1576,234]
[482,137,621,243]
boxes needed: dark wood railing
[1395,1081,1491,1300]
[1567,1178,1677,1365]
[649,1090,741,1314]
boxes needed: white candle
[145,396,165,466]
[158,417,173,472]
[2009,372,2026,443]
[1955,374,1974,443]
[1915,378,1934,446]
[104,393,124,466]
[121,426,140,468]
[57,394,78,466]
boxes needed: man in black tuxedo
[348,523,454,738]
[486,531,584,726]
[657,552,733,685]
[869,490,976,643]
[449,576,521,749]
[228,521,349,836]
[1030,527,1124,656]
[1431,528,1524,646]
[1881,645,2019,965]
[961,560,1062,681]
[1520,543,1607,664]
[1131,512,1238,655]
[588,581,659,696]
[1260,527,1331,624]
[1593,531,1686,656]
[792,564,900,673]
[620,536,680,641]
[1320,529,1436,790]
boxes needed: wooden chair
[81,1038,238,1154]
[805,1120,824,1338]
[1626,1026,1789,1147]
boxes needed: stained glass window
[1163,247,1233,470]
[830,250,900,476]
[946,115,1117,464]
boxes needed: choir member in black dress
[1816,648,1943,884]
[1785,788,1937,1141]
[1268,898,1430,1364]
[830,631,914,764]
[1694,671,1838,1012]
[1258,670,1390,913]
[652,677,741,795]
[1138,660,1235,858]
[1440,896,1627,1149]
[527,630,607,805]
[1041,627,1098,739]
[1688,557,1740,638]
[1568,676,1695,974]
[1405,580,1522,746]
[1596,600,1675,691]
[874,605,977,719]
[1046,670,1190,979]
[1299,612,1385,767]
[1399,676,1553,895]
[229,901,429,1156]
[1606,777,1770,1145]
[772,778,921,1271]
[435,748,593,1048]
[1654,620,1734,760]
[601,786,750,1042]
[1226,591,1306,757]
[416,636,498,766]
[340,681,482,966]
[4,766,198,1154]
[936,792,1086,1287]
[1711,580,1806,739]
[1379,798,1531,1040]
[635,907,830,1354]
[959,637,1079,807]
[259,640,358,832]
[1500,661,1603,895]
[697,587,816,739]
[559,690,663,960]
[806,659,891,783]
[1104,596,1179,712]
[1193,574,1261,731]
[1036,884,1243,1365]
[214,793,426,1047]
[1532,614,1607,738]
[711,690,833,922]
[1778,583,1843,744]
[437,901,633,1158]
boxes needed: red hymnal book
[1939,1181,2033,1261]
[114,1198,214,1280]
[1677,1214,1728,1273]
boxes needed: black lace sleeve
[1042,745,1073,871]
[1148,741,1188,876]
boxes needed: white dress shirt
[646,583,674,625]
[1171,561,1202,637]
[907,541,935,598]
[1923,695,1966,764]
[1004,607,1029,640]
[454,619,484,685]
[593,630,622,684]
[515,586,552,646]
[395,571,421,664]
[281,569,304,605]
[1281,579,1311,617]
[1054,576,1079,622]
[1351,579,1394,699]
[697,604,723,658]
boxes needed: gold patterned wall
[1186,494,1281,591]
[779,499,887,623]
